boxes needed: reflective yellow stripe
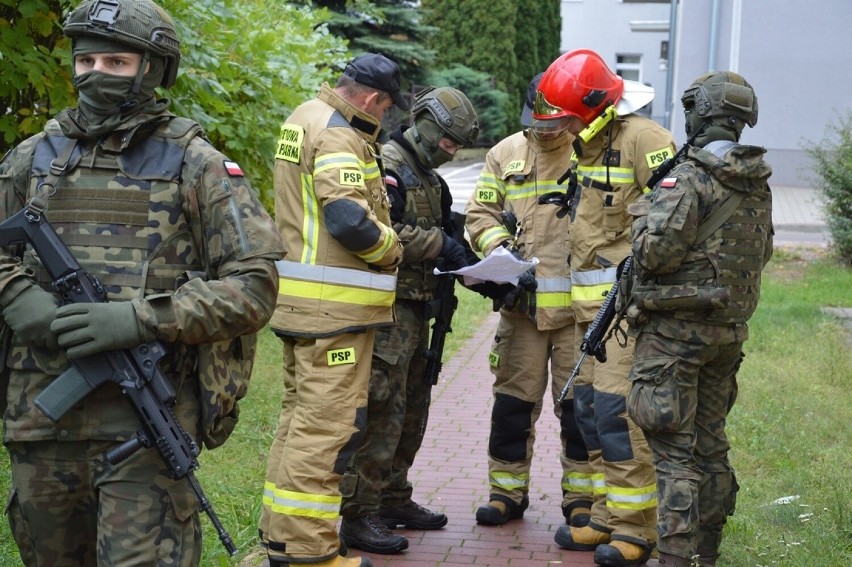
[606,483,658,511]
[504,179,563,200]
[279,279,394,307]
[572,268,617,302]
[572,284,613,302]
[576,165,634,183]
[300,173,319,264]
[262,481,341,520]
[359,223,396,264]
[562,472,595,492]
[591,472,607,495]
[537,291,573,308]
[489,471,530,491]
[477,226,512,252]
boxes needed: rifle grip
[33,365,94,422]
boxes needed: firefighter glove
[440,232,469,270]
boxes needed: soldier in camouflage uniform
[626,72,772,567]
[0,1,283,566]
[338,86,479,554]
[464,73,594,529]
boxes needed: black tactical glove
[1,285,60,349]
[502,266,537,310]
[440,232,469,271]
[51,302,155,359]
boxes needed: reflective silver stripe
[571,267,618,286]
[276,259,396,291]
[536,277,572,293]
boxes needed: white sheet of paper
[434,246,538,286]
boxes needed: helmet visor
[532,90,564,119]
[530,116,572,136]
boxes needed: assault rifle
[557,132,697,403]
[421,212,466,433]
[0,198,237,555]
[557,257,632,402]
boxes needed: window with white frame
[615,53,642,82]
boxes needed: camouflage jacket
[569,114,676,322]
[465,130,574,331]
[0,112,283,444]
[629,141,773,344]
[270,83,402,337]
[383,127,446,302]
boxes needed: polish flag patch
[224,160,244,177]
[659,177,678,188]
[385,175,398,188]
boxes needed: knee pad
[489,393,535,462]
[559,399,589,461]
[573,384,600,451]
[595,390,633,462]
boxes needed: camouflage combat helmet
[64,0,181,88]
[681,71,757,146]
[412,86,480,148]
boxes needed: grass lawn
[0,249,849,566]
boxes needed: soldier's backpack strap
[693,190,745,246]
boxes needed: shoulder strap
[694,190,745,245]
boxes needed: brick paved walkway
[359,311,596,567]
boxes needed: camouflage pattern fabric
[628,331,741,560]
[627,142,772,560]
[0,111,282,566]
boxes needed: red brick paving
[359,311,597,567]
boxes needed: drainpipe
[730,0,742,71]
[708,0,720,71]
[663,0,678,129]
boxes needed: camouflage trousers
[628,330,742,560]
[340,300,430,518]
[486,310,593,514]
[6,439,201,567]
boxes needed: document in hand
[434,246,539,286]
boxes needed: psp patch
[327,347,356,366]
[224,160,244,177]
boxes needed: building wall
[673,0,852,186]
[559,0,672,123]
[559,0,852,186]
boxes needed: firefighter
[260,53,405,567]
[534,49,676,567]
[465,73,594,529]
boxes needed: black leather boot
[339,514,408,554]
[379,501,448,530]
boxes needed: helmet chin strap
[119,51,150,113]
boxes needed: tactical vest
[18,117,253,448]
[634,141,771,325]
[383,140,442,301]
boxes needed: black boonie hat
[343,53,410,111]
[521,72,545,127]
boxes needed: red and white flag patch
[659,177,678,188]
[224,160,244,177]
[384,175,398,188]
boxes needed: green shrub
[805,111,852,264]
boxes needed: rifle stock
[0,198,237,555]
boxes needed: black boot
[339,514,408,554]
[475,494,529,526]
[379,501,448,530]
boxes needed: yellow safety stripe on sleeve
[606,483,658,511]
[576,165,635,184]
[358,222,396,265]
[300,173,319,264]
[476,226,512,253]
[262,481,341,520]
[504,179,563,201]
[314,152,380,180]
[474,171,503,203]
[489,471,530,492]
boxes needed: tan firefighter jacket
[570,114,675,322]
[465,130,575,331]
[271,84,403,337]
